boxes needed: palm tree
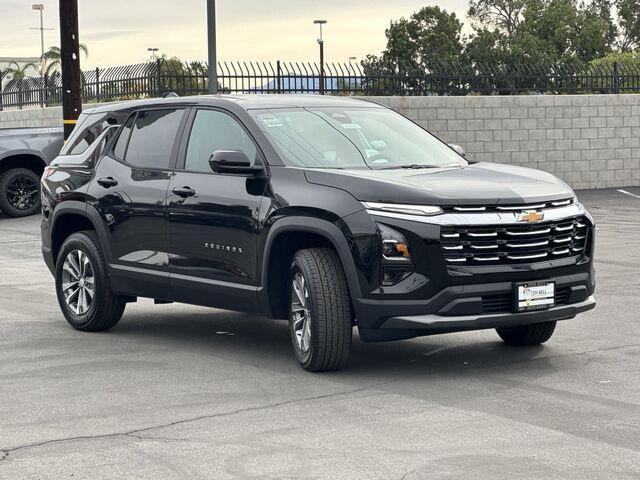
[43,44,89,76]
[5,61,38,109]
[5,61,37,80]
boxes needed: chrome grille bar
[505,228,551,236]
[438,213,590,266]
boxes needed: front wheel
[289,248,352,372]
[496,321,557,346]
[0,168,41,217]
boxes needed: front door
[88,107,186,299]
[167,108,267,311]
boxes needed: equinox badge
[517,210,545,224]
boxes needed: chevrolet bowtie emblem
[517,210,544,223]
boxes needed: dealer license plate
[515,281,555,312]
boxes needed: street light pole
[207,0,218,94]
[348,56,357,73]
[147,47,159,61]
[32,4,45,78]
[59,0,82,140]
[31,4,53,107]
[313,20,327,95]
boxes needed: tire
[496,321,557,346]
[289,248,352,372]
[0,168,41,218]
[55,231,126,331]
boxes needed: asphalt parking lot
[0,188,639,479]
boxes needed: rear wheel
[496,321,556,346]
[55,231,125,331]
[289,248,352,372]
[0,168,41,217]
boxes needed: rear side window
[58,113,89,155]
[122,109,184,169]
[61,111,127,156]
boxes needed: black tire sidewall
[55,233,103,329]
[0,168,41,218]
[288,259,316,368]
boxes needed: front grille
[442,198,574,213]
[441,216,589,265]
[482,287,571,314]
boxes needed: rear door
[166,108,268,311]
[87,107,187,299]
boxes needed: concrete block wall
[369,95,640,190]
[1,95,640,189]
[0,106,62,129]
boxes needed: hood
[304,162,574,206]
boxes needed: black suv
[41,95,596,371]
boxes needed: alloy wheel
[61,249,95,316]
[5,174,39,211]
[291,271,312,353]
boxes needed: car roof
[84,94,385,115]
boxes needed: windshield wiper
[378,164,447,170]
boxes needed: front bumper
[359,296,595,341]
[353,199,596,341]
[353,267,595,341]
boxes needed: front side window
[122,109,184,169]
[112,113,135,160]
[249,107,467,170]
[184,109,258,173]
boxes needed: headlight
[379,224,412,263]
[363,202,443,217]
[377,223,414,286]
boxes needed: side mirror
[448,143,466,157]
[209,150,263,175]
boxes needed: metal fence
[1,58,640,110]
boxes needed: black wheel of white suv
[55,231,126,331]
[0,168,41,218]
[496,321,557,346]
[289,248,352,372]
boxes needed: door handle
[172,186,196,198]
[97,177,118,188]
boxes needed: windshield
[249,106,467,170]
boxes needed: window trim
[108,107,189,171]
[110,111,136,162]
[58,112,90,156]
[175,106,268,176]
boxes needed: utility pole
[313,20,327,95]
[207,0,218,94]
[59,0,82,140]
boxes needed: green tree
[5,61,37,80]
[361,6,464,92]
[468,0,527,37]
[616,0,640,50]
[4,61,38,108]
[363,7,464,73]
[43,44,89,77]
[589,51,640,92]
[573,1,614,61]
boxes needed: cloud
[82,30,142,41]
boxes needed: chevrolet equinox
[41,95,596,371]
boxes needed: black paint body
[41,95,595,341]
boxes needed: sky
[0,0,468,69]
